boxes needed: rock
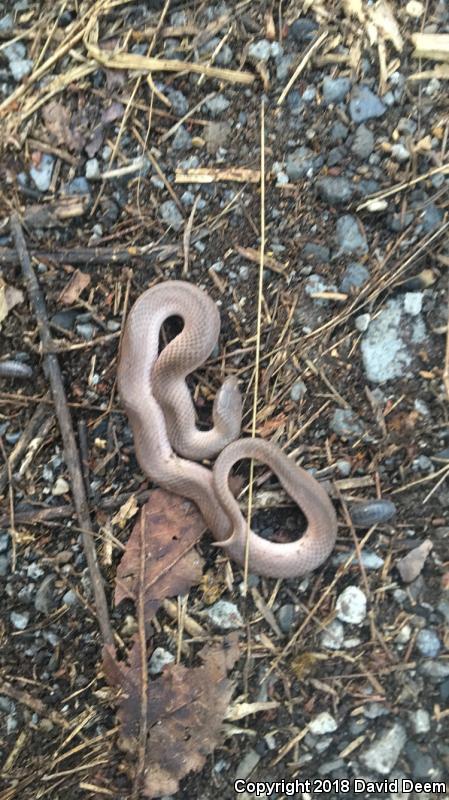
[309,712,338,735]
[9,57,33,81]
[316,176,353,205]
[276,54,295,82]
[330,408,364,439]
[286,147,316,180]
[172,125,192,150]
[290,380,307,402]
[352,125,375,159]
[419,660,449,682]
[336,459,351,477]
[76,322,96,340]
[85,158,100,180]
[304,273,338,304]
[360,723,407,775]
[397,539,433,583]
[335,214,368,254]
[51,477,70,496]
[52,309,78,330]
[0,14,13,33]
[149,647,175,675]
[364,702,389,719]
[355,313,370,332]
[349,85,386,123]
[322,76,351,105]
[391,143,411,162]
[303,243,330,262]
[277,603,298,633]
[65,176,91,196]
[403,291,423,316]
[327,146,346,166]
[410,709,431,735]
[10,611,30,630]
[416,629,441,658]
[420,203,443,233]
[30,154,55,192]
[159,200,184,231]
[204,95,230,116]
[349,499,396,528]
[289,17,318,43]
[248,40,272,61]
[333,550,384,569]
[0,555,10,576]
[34,574,55,615]
[336,586,367,624]
[205,600,243,630]
[340,262,370,292]
[321,619,345,650]
[361,296,426,383]
[404,741,437,780]
[330,121,349,142]
[167,89,188,115]
[62,589,78,606]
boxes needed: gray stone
[333,550,384,569]
[421,203,443,233]
[65,176,91,196]
[330,121,349,142]
[85,158,100,180]
[321,619,344,650]
[336,459,351,477]
[167,89,188,116]
[316,176,353,205]
[340,262,370,292]
[0,555,9,576]
[62,589,78,607]
[327,146,345,166]
[360,723,407,775]
[149,647,175,675]
[416,629,441,658]
[34,574,55,615]
[303,243,330,262]
[409,709,431,735]
[355,313,370,332]
[403,292,423,316]
[391,143,410,162]
[277,603,298,633]
[419,660,449,682]
[349,85,386,123]
[290,380,307,402]
[286,147,316,180]
[352,125,375,159]
[204,95,230,115]
[309,711,338,735]
[10,611,30,630]
[235,748,261,780]
[0,14,13,33]
[75,323,96,341]
[304,273,337,304]
[205,600,243,630]
[248,39,272,61]
[335,214,368,254]
[330,407,364,439]
[172,125,192,150]
[361,297,426,383]
[336,586,367,624]
[30,154,54,192]
[322,76,351,104]
[9,57,33,81]
[159,200,184,231]
[349,499,396,528]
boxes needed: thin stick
[243,101,266,590]
[277,31,328,106]
[10,214,113,648]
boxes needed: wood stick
[10,214,114,648]
[0,243,179,267]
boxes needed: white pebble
[52,477,70,496]
[309,711,338,735]
[336,585,367,624]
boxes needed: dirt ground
[0,1,448,799]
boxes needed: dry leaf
[111,495,139,529]
[115,489,206,625]
[42,100,85,152]
[58,270,91,305]
[0,279,24,325]
[367,1,403,52]
[104,635,239,796]
[396,539,433,583]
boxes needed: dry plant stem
[244,100,266,589]
[0,395,50,494]
[10,214,113,649]
[0,243,178,267]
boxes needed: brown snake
[118,280,337,578]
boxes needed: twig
[10,214,114,648]
[0,395,51,495]
[183,195,200,276]
[0,243,179,267]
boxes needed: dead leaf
[58,269,91,305]
[115,489,206,625]
[111,495,139,529]
[0,279,24,325]
[42,100,85,152]
[367,1,403,52]
[104,635,239,796]
[396,539,433,583]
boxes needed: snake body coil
[118,280,337,578]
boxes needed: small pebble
[355,313,370,332]
[349,85,386,123]
[290,380,307,402]
[205,600,243,630]
[321,619,345,650]
[403,291,423,316]
[309,711,338,735]
[322,76,351,105]
[85,158,100,180]
[335,214,368,254]
[30,154,54,192]
[415,628,441,658]
[330,408,364,439]
[159,200,184,231]
[204,95,230,116]
[52,477,70,496]
[360,723,406,775]
[410,708,431,734]
[149,647,175,675]
[10,611,30,630]
[336,586,367,624]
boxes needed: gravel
[335,586,367,624]
[360,723,407,775]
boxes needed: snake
[118,280,337,579]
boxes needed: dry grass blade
[176,167,260,183]
[411,33,449,62]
